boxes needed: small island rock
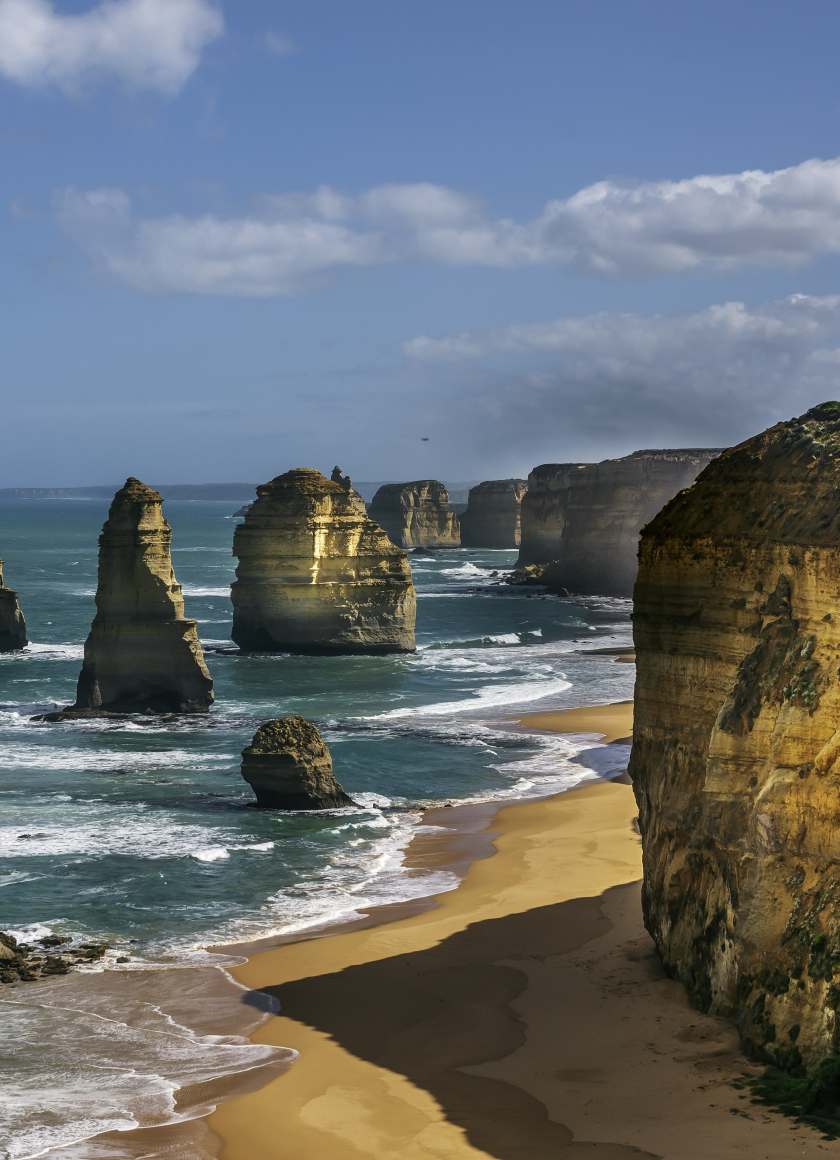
[459,479,527,548]
[241,716,354,809]
[368,481,460,548]
[0,557,26,651]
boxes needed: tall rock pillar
[0,558,26,651]
[72,478,213,713]
[231,468,416,654]
[368,481,460,548]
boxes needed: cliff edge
[630,402,840,1072]
[231,468,416,654]
[368,481,460,549]
[71,478,214,714]
[516,449,721,596]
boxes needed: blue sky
[3,0,840,485]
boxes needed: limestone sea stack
[0,558,26,651]
[71,478,213,714]
[630,402,840,1071]
[231,469,416,654]
[459,479,528,548]
[515,448,721,596]
[241,716,354,809]
[368,481,460,548]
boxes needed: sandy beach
[208,703,826,1160]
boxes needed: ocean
[0,499,635,1159]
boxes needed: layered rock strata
[68,478,213,715]
[368,481,460,549]
[231,468,416,654]
[0,558,26,651]
[515,448,721,596]
[241,716,354,809]
[630,402,840,1072]
[459,479,527,548]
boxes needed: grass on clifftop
[749,1057,840,1139]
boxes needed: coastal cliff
[0,558,26,651]
[459,479,527,548]
[241,716,354,809]
[231,468,416,654]
[71,478,213,714]
[630,402,840,1072]
[368,481,460,549]
[516,448,721,596]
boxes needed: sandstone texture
[630,402,840,1073]
[459,479,528,548]
[70,478,213,714]
[368,481,460,549]
[231,468,416,654]
[241,716,354,809]
[515,448,721,596]
[0,557,26,651]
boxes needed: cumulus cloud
[0,0,223,94]
[52,157,840,294]
[400,294,840,463]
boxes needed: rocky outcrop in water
[515,448,721,596]
[0,558,26,651]
[241,716,354,809]
[368,481,460,548]
[231,468,416,654]
[65,478,213,715]
[630,402,840,1073]
[459,479,527,548]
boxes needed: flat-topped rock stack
[231,468,416,654]
[459,479,527,548]
[368,480,460,549]
[0,557,26,651]
[241,716,354,809]
[630,402,840,1073]
[515,448,721,596]
[65,478,213,715]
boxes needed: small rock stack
[0,557,26,651]
[241,716,355,809]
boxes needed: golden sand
[208,703,814,1159]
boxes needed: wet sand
[512,700,633,742]
[208,702,817,1159]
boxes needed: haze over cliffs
[516,448,721,596]
[368,481,460,549]
[460,480,527,548]
[0,558,26,651]
[231,468,416,654]
[73,478,214,714]
[630,403,840,1071]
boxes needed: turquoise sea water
[0,499,635,1159]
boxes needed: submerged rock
[62,478,213,716]
[368,480,460,548]
[0,557,26,651]
[630,402,840,1072]
[241,716,354,809]
[231,468,415,654]
[459,479,527,548]
[515,449,721,596]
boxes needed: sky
[4,0,840,485]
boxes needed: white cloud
[400,294,840,460]
[0,0,223,94]
[54,158,840,295]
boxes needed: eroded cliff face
[241,716,354,809]
[368,481,460,549]
[72,478,213,714]
[231,468,416,654]
[460,480,527,548]
[630,403,840,1072]
[516,449,721,596]
[0,558,26,651]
